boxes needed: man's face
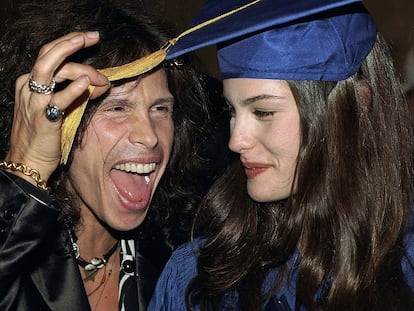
[68,69,174,231]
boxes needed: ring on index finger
[45,103,65,122]
[28,77,56,95]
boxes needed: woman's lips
[242,162,270,179]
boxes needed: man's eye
[106,105,125,112]
[152,104,174,113]
[154,106,168,112]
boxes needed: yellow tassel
[99,48,167,82]
[60,85,93,164]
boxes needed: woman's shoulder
[169,237,203,266]
[404,207,414,253]
[403,209,414,289]
[148,237,204,310]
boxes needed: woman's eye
[224,105,235,117]
[254,110,275,119]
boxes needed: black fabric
[119,239,161,310]
[0,170,160,310]
[5,170,52,206]
[135,250,160,309]
[0,170,89,311]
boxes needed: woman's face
[223,78,300,202]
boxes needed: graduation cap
[60,0,377,164]
[166,0,377,81]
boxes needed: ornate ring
[45,103,65,122]
[28,77,56,95]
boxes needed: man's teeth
[114,162,156,174]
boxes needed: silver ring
[45,103,64,122]
[29,77,56,95]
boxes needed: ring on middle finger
[45,103,65,122]
[28,77,56,95]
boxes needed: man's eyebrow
[101,96,174,105]
[154,97,175,105]
[101,97,130,105]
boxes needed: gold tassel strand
[60,85,94,164]
[98,40,175,80]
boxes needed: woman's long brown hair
[187,35,414,310]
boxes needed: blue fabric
[147,240,201,311]
[166,0,377,81]
[167,0,360,59]
[147,238,301,310]
[403,213,414,289]
[149,228,414,310]
[217,10,376,81]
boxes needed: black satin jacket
[0,170,159,310]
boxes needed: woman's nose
[228,118,252,154]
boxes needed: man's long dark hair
[0,0,229,268]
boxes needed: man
[0,0,223,309]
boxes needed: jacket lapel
[30,233,91,311]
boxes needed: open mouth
[110,162,158,209]
[114,162,156,174]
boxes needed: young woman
[149,0,414,310]
[0,0,225,310]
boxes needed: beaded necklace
[68,231,118,282]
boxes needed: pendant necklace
[68,231,119,282]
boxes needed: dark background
[1,0,413,84]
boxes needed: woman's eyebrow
[222,94,285,106]
[243,94,286,106]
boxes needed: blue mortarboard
[166,0,377,81]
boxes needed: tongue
[110,169,149,203]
